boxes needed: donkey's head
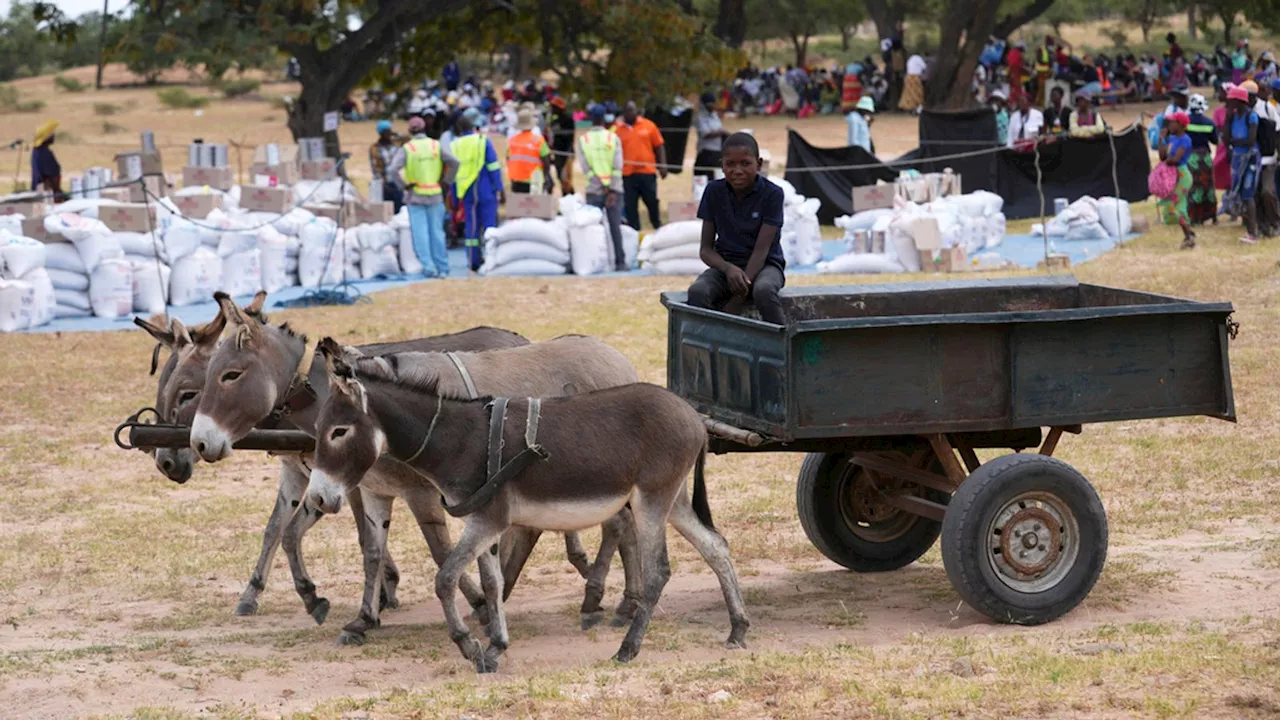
[191,292,301,463]
[307,338,391,514]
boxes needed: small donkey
[306,338,749,672]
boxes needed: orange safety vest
[1097,67,1111,90]
[507,131,547,183]
[841,74,863,113]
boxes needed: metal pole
[95,0,109,90]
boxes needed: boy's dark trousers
[686,265,787,325]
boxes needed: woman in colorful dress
[1158,111,1196,249]
[1185,93,1218,224]
[1221,85,1261,243]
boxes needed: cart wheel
[796,450,948,572]
[941,453,1107,625]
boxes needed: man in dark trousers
[685,132,786,326]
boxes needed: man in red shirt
[615,101,668,230]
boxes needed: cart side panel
[789,323,1012,437]
[1011,312,1233,425]
[666,305,789,438]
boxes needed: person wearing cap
[1068,90,1105,138]
[369,120,406,213]
[1006,90,1043,149]
[1158,111,1197,249]
[695,92,728,179]
[579,105,627,272]
[507,108,553,195]
[1185,92,1219,226]
[451,113,504,271]
[1222,84,1261,243]
[1252,78,1280,235]
[30,120,61,199]
[1162,86,1189,119]
[846,96,876,153]
[389,115,459,278]
[989,90,1009,145]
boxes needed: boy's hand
[726,265,751,296]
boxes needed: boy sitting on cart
[686,132,787,325]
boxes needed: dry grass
[2,66,1280,719]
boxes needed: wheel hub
[998,507,1061,576]
[837,453,930,544]
[986,492,1080,593]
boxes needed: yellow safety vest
[453,133,498,198]
[580,129,617,188]
[403,138,443,196]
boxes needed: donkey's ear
[170,318,195,350]
[244,291,268,317]
[318,337,352,378]
[134,315,175,347]
[214,291,256,329]
[189,306,228,349]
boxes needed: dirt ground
[2,70,1280,719]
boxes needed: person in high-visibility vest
[578,104,627,272]
[1035,36,1054,106]
[389,115,459,278]
[507,108,553,194]
[450,114,504,271]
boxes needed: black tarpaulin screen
[782,116,1151,221]
[783,130,898,224]
[649,107,693,175]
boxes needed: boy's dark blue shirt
[696,175,786,271]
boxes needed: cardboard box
[918,246,967,273]
[98,186,132,203]
[183,165,236,191]
[300,158,337,181]
[667,201,699,223]
[22,216,49,242]
[908,217,941,251]
[505,192,557,220]
[303,202,360,227]
[253,144,301,167]
[353,200,394,225]
[99,203,157,233]
[115,151,164,180]
[240,185,293,214]
[851,183,895,212]
[0,200,48,218]
[1039,253,1071,271]
[128,176,167,203]
[172,193,223,219]
[250,162,300,186]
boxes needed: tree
[1120,0,1172,43]
[1196,0,1253,45]
[744,0,863,67]
[1041,0,1087,37]
[715,0,747,48]
[922,0,1054,110]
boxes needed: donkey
[307,339,750,672]
[188,293,638,643]
[137,294,547,630]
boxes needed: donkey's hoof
[725,638,747,650]
[609,613,632,629]
[309,598,331,625]
[580,611,605,631]
[337,629,366,646]
[474,654,500,674]
[234,599,259,617]
[379,587,400,612]
[611,645,639,664]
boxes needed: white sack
[129,258,171,315]
[620,225,639,269]
[648,242,703,264]
[45,213,110,244]
[480,258,568,276]
[357,223,398,251]
[650,257,709,275]
[818,253,905,274]
[1064,221,1110,242]
[360,246,402,279]
[217,230,260,258]
[169,247,222,307]
[569,224,610,276]
[89,258,134,318]
[1095,197,1132,238]
[113,232,166,260]
[487,217,570,252]
[54,304,92,319]
[397,226,424,275]
[55,288,91,311]
[643,221,702,253]
[221,249,263,297]
[23,267,55,328]
[486,239,570,268]
[0,236,46,278]
[258,227,292,294]
[47,268,89,291]
[0,279,35,332]
[163,220,215,260]
[834,209,895,232]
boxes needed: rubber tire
[796,450,947,573]
[941,453,1108,625]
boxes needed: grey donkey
[307,338,750,673]
[135,295,575,630]
[187,293,641,643]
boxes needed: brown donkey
[307,339,749,672]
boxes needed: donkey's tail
[691,443,716,532]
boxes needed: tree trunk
[864,0,902,44]
[715,0,747,48]
[840,25,852,52]
[928,0,1054,110]
[1141,22,1150,44]
[95,0,109,90]
[1188,6,1197,39]
[1221,12,1234,45]
[792,33,810,68]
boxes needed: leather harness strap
[260,341,318,430]
[443,397,548,518]
[447,352,480,400]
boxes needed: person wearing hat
[31,120,62,197]
[1162,85,1189,119]
[388,115,459,278]
[579,104,627,271]
[1068,90,1105,138]
[506,108,553,195]
[846,96,876,153]
[1252,78,1280,235]
[451,113,504,271]
[695,92,728,179]
[1185,92,1219,226]
[368,120,406,213]
[1157,111,1197,249]
[1222,84,1261,243]
[989,90,1010,145]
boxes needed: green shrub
[94,102,122,116]
[102,121,126,134]
[156,87,209,109]
[54,75,88,93]
[217,78,261,98]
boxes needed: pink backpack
[1148,162,1177,200]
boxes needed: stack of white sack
[0,231,55,330]
[479,217,570,276]
[1032,196,1132,241]
[0,215,23,237]
[390,208,424,275]
[638,221,706,275]
[354,223,402,279]
[212,215,263,298]
[44,213,132,318]
[163,218,220,306]
[819,209,918,274]
[770,178,825,267]
[257,225,296,294]
[560,195,638,276]
[51,196,125,220]
[292,179,359,207]
[299,218,360,287]
[114,231,170,314]
[240,207,317,238]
